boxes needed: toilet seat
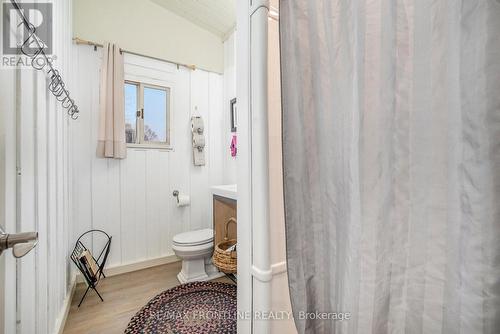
[173,228,213,247]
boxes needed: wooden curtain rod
[73,37,198,71]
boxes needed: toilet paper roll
[192,133,205,149]
[191,117,204,134]
[176,195,190,207]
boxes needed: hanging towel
[230,134,237,157]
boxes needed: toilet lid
[173,228,214,246]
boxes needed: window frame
[125,80,172,149]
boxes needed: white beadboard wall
[0,1,76,333]
[223,32,237,185]
[71,47,229,268]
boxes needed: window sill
[127,143,173,151]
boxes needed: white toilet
[172,228,224,284]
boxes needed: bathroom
[1,0,499,334]
[1,0,244,333]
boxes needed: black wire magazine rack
[70,230,111,307]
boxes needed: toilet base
[176,258,225,284]
[177,270,225,284]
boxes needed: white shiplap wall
[0,1,76,333]
[71,47,228,268]
[223,32,237,185]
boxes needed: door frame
[236,1,253,332]
[237,1,272,333]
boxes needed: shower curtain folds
[280,1,500,333]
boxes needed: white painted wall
[73,0,225,73]
[222,32,238,185]
[0,1,76,333]
[71,48,229,269]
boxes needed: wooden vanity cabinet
[213,195,237,246]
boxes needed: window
[124,81,170,147]
[124,83,138,143]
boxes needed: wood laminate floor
[63,261,234,334]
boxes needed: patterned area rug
[125,281,237,334]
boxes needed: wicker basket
[213,217,237,273]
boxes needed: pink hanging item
[230,134,237,157]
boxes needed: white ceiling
[150,0,236,39]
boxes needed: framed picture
[230,98,237,132]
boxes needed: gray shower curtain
[280,1,500,333]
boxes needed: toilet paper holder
[173,190,190,207]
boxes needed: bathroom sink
[211,184,237,200]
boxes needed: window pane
[144,86,168,143]
[124,83,138,143]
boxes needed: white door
[0,22,19,331]
[0,62,39,334]
[0,252,4,334]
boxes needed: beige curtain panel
[96,42,126,159]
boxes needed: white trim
[54,275,77,334]
[251,262,286,282]
[251,266,273,282]
[249,2,271,334]
[271,261,287,276]
[124,53,178,74]
[126,144,173,151]
[124,54,178,150]
[237,1,274,333]
[222,25,237,43]
[76,255,180,283]
[252,262,287,282]
[125,80,172,147]
[105,255,179,277]
[236,1,253,333]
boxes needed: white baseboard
[54,274,77,334]
[76,255,180,283]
